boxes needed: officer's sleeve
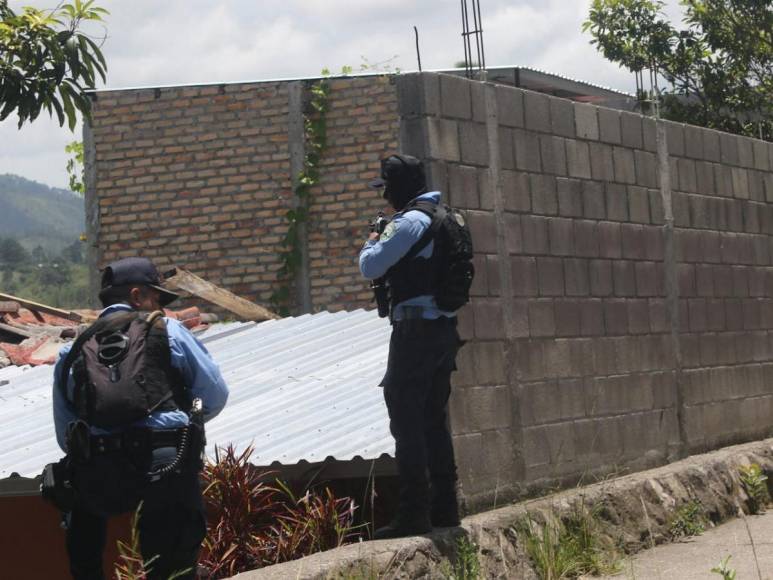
[52,344,77,452]
[359,213,429,279]
[166,318,229,422]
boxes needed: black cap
[99,257,179,307]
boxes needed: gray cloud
[0,0,681,188]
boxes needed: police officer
[359,154,462,539]
[52,257,229,579]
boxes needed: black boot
[373,511,432,540]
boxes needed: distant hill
[0,174,84,253]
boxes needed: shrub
[668,500,706,540]
[738,463,770,515]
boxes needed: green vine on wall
[270,73,331,315]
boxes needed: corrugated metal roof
[0,309,393,480]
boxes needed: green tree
[584,0,773,140]
[0,0,108,129]
[0,237,29,266]
[61,239,83,263]
[65,140,85,193]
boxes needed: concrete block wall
[395,72,773,510]
[86,76,398,314]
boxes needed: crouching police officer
[359,154,463,539]
[49,257,229,579]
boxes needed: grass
[516,503,622,580]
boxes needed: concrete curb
[231,438,773,579]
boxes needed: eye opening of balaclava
[376,154,427,211]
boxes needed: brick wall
[396,72,773,511]
[86,76,398,314]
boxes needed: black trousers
[380,317,461,516]
[66,447,206,580]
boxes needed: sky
[0,0,685,189]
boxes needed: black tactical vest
[64,311,188,430]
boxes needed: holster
[40,457,76,513]
[372,278,390,318]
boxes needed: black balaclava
[377,154,427,211]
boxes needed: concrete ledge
[232,438,773,579]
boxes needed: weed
[710,555,737,580]
[447,535,481,580]
[516,503,621,580]
[667,500,706,540]
[739,463,770,515]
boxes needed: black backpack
[59,310,181,430]
[405,201,475,312]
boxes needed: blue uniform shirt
[359,191,455,321]
[52,303,229,452]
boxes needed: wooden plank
[0,301,20,313]
[164,267,280,322]
[0,292,83,322]
[0,322,37,340]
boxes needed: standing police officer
[52,257,229,579]
[359,154,462,539]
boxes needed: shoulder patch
[380,221,398,241]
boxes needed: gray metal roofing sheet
[0,309,393,479]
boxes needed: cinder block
[510,298,530,338]
[470,79,486,123]
[672,192,690,228]
[613,147,637,185]
[753,140,771,171]
[643,226,665,261]
[634,150,659,188]
[714,164,734,197]
[396,73,440,118]
[511,256,538,296]
[635,261,658,297]
[542,338,575,378]
[440,74,472,119]
[580,299,604,335]
[749,171,765,202]
[523,91,551,133]
[621,223,646,260]
[574,102,599,140]
[575,220,600,258]
[712,265,733,297]
[725,298,744,330]
[678,263,697,296]
[628,186,651,224]
[459,122,490,166]
[529,299,556,337]
[720,133,740,166]
[743,298,762,330]
[695,264,714,297]
[620,112,643,149]
[582,181,606,220]
[678,158,698,192]
[649,188,665,225]
[744,202,761,234]
[517,339,546,381]
[731,167,750,199]
[519,381,561,426]
[521,215,550,254]
[564,258,590,296]
[649,299,668,333]
[537,257,564,296]
[485,255,500,296]
[471,254,490,296]
[540,135,567,176]
[473,298,506,339]
[555,299,581,336]
[550,98,575,138]
[597,221,623,258]
[522,425,551,467]
[505,213,524,254]
[548,217,575,256]
[612,260,636,297]
[598,107,622,144]
[703,129,721,162]
[557,177,583,217]
[530,174,558,215]
[590,259,613,296]
[605,183,629,222]
[688,298,708,331]
[738,137,754,168]
[457,302,475,341]
[447,163,480,209]
[689,195,709,229]
[706,298,726,330]
[498,127,515,170]
[732,265,750,297]
[589,142,615,181]
[426,117,460,161]
[513,129,542,172]
[727,201,744,232]
[695,161,716,195]
[496,84,524,128]
[752,235,770,265]
[642,117,657,152]
[684,125,704,159]
[749,268,766,298]
[604,299,629,335]
[501,170,531,212]
[467,210,497,253]
[628,299,650,334]
[565,139,592,179]
[665,121,685,157]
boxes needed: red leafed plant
[199,444,362,578]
